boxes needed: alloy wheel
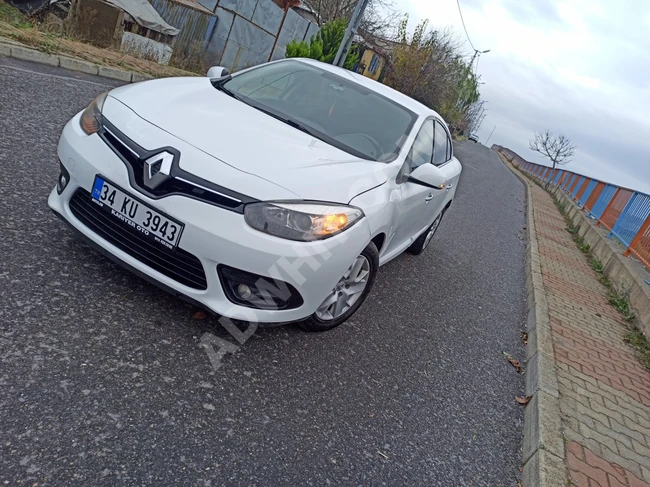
[423,214,442,250]
[315,255,371,321]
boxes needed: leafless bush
[170,41,217,75]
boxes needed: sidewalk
[528,179,650,486]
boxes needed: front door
[388,119,435,253]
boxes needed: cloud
[402,0,650,194]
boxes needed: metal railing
[493,145,650,270]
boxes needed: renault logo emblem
[143,152,173,189]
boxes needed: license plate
[91,176,184,250]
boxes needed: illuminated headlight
[79,92,108,135]
[244,202,364,241]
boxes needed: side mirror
[408,164,447,190]
[206,66,230,78]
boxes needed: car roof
[289,58,444,122]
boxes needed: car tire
[300,242,379,332]
[407,211,444,256]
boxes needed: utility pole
[485,125,497,145]
[471,49,490,76]
[333,0,370,67]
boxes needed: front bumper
[48,113,371,323]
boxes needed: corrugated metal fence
[494,145,650,271]
[149,0,319,72]
[150,0,217,51]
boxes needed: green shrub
[285,18,359,71]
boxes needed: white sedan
[49,58,462,331]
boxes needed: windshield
[221,60,417,161]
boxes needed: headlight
[79,92,108,135]
[244,202,364,241]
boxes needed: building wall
[359,48,385,81]
[121,31,173,64]
[78,0,124,47]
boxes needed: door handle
[425,193,434,202]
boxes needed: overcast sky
[402,0,650,194]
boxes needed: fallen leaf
[520,331,528,346]
[508,357,521,372]
[502,351,522,373]
[193,311,207,320]
[515,395,533,405]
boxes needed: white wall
[121,31,173,65]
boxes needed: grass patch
[0,1,31,28]
[608,293,635,322]
[0,1,195,79]
[624,329,650,370]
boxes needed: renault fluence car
[49,58,462,331]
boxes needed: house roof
[106,0,180,35]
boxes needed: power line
[456,0,477,52]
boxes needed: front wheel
[300,242,379,332]
[407,211,444,256]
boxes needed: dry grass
[0,0,197,79]
[170,40,218,74]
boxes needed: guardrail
[493,145,650,270]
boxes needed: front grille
[69,188,208,290]
[99,118,255,213]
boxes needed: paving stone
[505,160,650,486]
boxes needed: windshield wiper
[211,76,243,101]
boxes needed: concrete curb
[1,42,153,83]
[549,186,650,336]
[496,151,569,486]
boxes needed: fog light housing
[57,161,70,195]
[237,283,253,300]
[218,265,303,310]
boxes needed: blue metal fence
[579,179,598,207]
[566,174,577,191]
[572,176,585,197]
[610,192,650,246]
[493,144,650,269]
[589,184,618,219]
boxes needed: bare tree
[302,0,398,37]
[529,130,576,181]
[383,19,478,129]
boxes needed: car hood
[108,77,387,203]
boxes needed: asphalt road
[0,56,528,486]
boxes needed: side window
[407,120,434,170]
[433,121,450,165]
[369,54,380,74]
